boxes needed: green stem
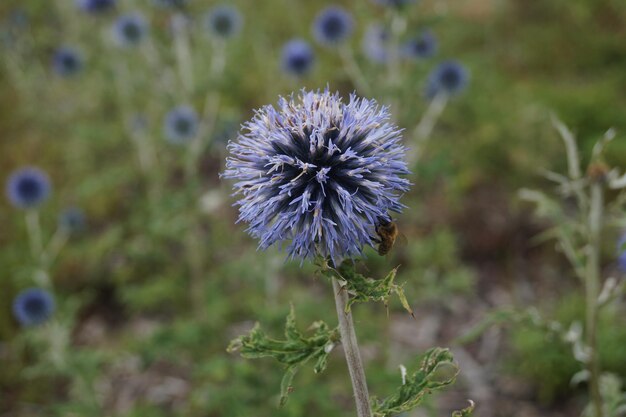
[338,44,370,96]
[331,277,373,417]
[172,13,194,98]
[25,210,44,263]
[586,181,604,417]
[408,92,448,165]
[185,216,206,318]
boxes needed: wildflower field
[1,0,626,416]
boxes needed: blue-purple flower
[373,0,417,8]
[313,6,354,46]
[13,288,55,326]
[205,5,242,39]
[59,207,86,234]
[362,24,390,64]
[425,60,469,97]
[222,89,410,262]
[52,47,82,77]
[281,39,315,76]
[618,234,626,273]
[112,13,148,47]
[164,105,198,144]
[403,31,437,59]
[152,0,187,8]
[6,167,51,209]
[76,0,116,13]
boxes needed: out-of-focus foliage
[1,0,626,416]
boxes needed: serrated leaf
[318,258,413,316]
[227,305,339,406]
[371,348,459,417]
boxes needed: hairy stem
[332,277,373,417]
[586,182,604,417]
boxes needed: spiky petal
[222,89,410,263]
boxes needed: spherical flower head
[373,0,417,9]
[281,39,315,77]
[13,288,55,327]
[113,13,148,47]
[59,207,86,234]
[403,30,437,59]
[205,5,242,39]
[313,6,354,46]
[76,0,116,14]
[6,167,51,209]
[152,0,187,9]
[362,24,391,64]
[222,89,411,263]
[618,234,626,273]
[52,47,82,77]
[164,105,199,144]
[425,60,469,97]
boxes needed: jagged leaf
[227,305,339,406]
[318,258,413,316]
[371,348,459,417]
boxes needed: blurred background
[1,0,626,416]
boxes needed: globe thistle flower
[281,39,315,77]
[425,60,469,97]
[5,167,51,209]
[59,207,86,234]
[52,47,82,77]
[312,6,354,46]
[362,24,391,64]
[164,105,199,144]
[403,31,437,59]
[152,0,187,9]
[205,5,243,39]
[373,0,417,9]
[112,13,148,47]
[13,288,55,326]
[618,234,626,273]
[222,89,411,262]
[76,0,116,14]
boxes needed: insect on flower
[222,89,411,263]
[374,217,401,256]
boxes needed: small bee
[375,217,400,256]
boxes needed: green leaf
[227,305,339,406]
[371,348,459,417]
[455,308,563,345]
[452,400,476,417]
[318,258,414,316]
